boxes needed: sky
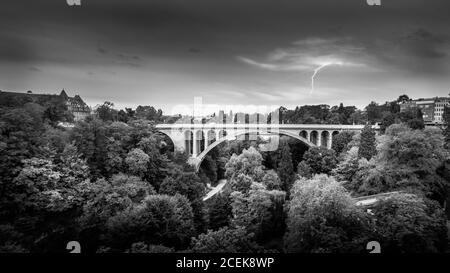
[0,0,449,115]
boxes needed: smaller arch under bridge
[156,123,379,171]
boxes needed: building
[59,90,91,121]
[433,97,450,123]
[400,95,450,124]
[0,89,91,121]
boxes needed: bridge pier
[327,133,333,149]
[203,130,208,155]
[318,130,322,147]
[192,130,198,157]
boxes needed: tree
[12,158,73,211]
[105,139,126,175]
[59,143,90,185]
[231,183,285,243]
[262,170,282,190]
[105,194,195,251]
[96,101,118,122]
[125,242,174,253]
[225,147,265,183]
[436,159,450,217]
[372,193,448,253]
[397,94,410,103]
[277,142,295,191]
[0,107,46,190]
[137,137,170,189]
[228,173,254,194]
[78,173,155,252]
[444,106,450,150]
[349,110,367,125]
[200,155,218,184]
[365,101,383,124]
[79,174,155,228]
[332,146,363,183]
[159,169,207,232]
[0,224,28,253]
[302,147,338,175]
[358,124,376,160]
[43,100,73,125]
[353,164,419,196]
[135,105,163,122]
[117,110,130,123]
[41,125,70,157]
[331,131,355,155]
[127,119,158,147]
[101,122,146,177]
[380,112,397,133]
[70,118,109,179]
[125,148,149,178]
[296,161,313,179]
[374,125,449,202]
[379,125,448,170]
[207,193,232,231]
[190,227,262,253]
[7,156,88,252]
[398,108,425,130]
[159,171,205,201]
[348,124,450,202]
[284,175,372,253]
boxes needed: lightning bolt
[310,63,332,95]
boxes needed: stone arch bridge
[156,123,379,171]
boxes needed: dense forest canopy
[0,94,449,253]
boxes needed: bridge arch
[194,130,205,154]
[218,129,227,138]
[321,130,330,148]
[310,130,318,145]
[300,130,308,139]
[207,129,216,145]
[193,129,316,172]
[184,130,193,155]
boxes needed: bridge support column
[318,130,322,148]
[203,130,208,152]
[327,131,332,149]
[192,131,198,157]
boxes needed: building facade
[0,89,91,122]
[433,97,450,123]
[400,96,450,124]
[60,90,91,121]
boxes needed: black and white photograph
[1,0,450,261]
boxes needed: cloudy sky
[1,0,449,114]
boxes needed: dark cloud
[405,29,445,43]
[117,53,140,60]
[0,0,449,110]
[400,29,447,59]
[188,48,202,54]
[97,47,108,54]
[0,33,37,63]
